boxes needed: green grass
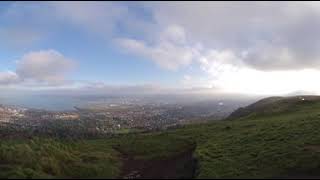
[113,133,195,160]
[164,99,320,178]
[0,138,120,179]
[113,128,144,134]
[2,96,320,178]
[0,133,194,178]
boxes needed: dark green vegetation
[0,138,120,178]
[0,133,196,178]
[2,95,320,178]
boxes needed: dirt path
[116,146,198,179]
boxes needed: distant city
[0,96,253,136]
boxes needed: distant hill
[227,95,320,120]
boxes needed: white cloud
[145,1,320,70]
[197,50,243,78]
[0,71,20,85]
[191,49,320,95]
[160,25,187,45]
[16,50,75,85]
[118,25,197,70]
[0,50,75,87]
[211,68,320,96]
[115,2,320,95]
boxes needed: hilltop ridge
[228,95,320,120]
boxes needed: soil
[116,146,198,179]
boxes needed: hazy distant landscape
[0,93,255,135]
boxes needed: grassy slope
[167,97,320,178]
[0,138,120,178]
[2,96,320,178]
[0,133,194,178]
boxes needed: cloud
[0,71,20,85]
[113,1,320,95]
[0,50,75,86]
[16,50,75,84]
[190,48,320,95]
[117,25,197,70]
[4,2,320,96]
[197,50,243,78]
[144,1,320,71]
[5,2,320,71]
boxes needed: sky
[1,1,320,97]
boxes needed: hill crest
[227,95,320,119]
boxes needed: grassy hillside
[167,95,320,178]
[0,134,195,178]
[2,95,320,178]
[228,95,320,120]
[0,138,120,178]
